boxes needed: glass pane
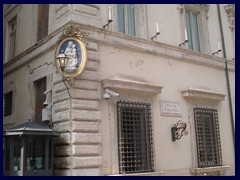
[48,138,52,169]
[8,17,17,60]
[192,13,200,51]
[127,4,135,35]
[26,136,45,170]
[117,4,125,33]
[4,138,10,171]
[13,136,21,171]
[185,11,193,50]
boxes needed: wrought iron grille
[117,101,154,174]
[194,108,222,168]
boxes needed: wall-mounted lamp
[56,50,69,72]
[151,22,160,40]
[179,28,188,47]
[171,120,188,141]
[103,6,113,29]
[55,50,74,87]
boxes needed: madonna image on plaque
[55,37,87,78]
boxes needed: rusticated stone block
[53,110,70,123]
[54,157,71,169]
[87,41,98,52]
[75,70,101,81]
[87,51,100,62]
[72,79,100,91]
[72,144,99,156]
[54,99,71,113]
[55,145,71,156]
[70,89,101,100]
[72,99,99,111]
[72,109,101,121]
[53,121,70,132]
[54,132,71,145]
[72,132,102,144]
[52,90,71,104]
[72,156,102,168]
[72,121,99,132]
[72,168,101,176]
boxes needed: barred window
[194,108,222,168]
[4,91,13,117]
[117,101,154,174]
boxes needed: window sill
[190,165,230,175]
[109,171,164,176]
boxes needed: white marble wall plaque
[160,101,182,116]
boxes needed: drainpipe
[217,4,235,154]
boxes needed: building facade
[3,4,235,176]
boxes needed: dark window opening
[34,77,46,124]
[4,91,13,116]
[37,4,49,41]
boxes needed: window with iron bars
[194,108,222,168]
[117,101,154,174]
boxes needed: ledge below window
[190,165,230,176]
[109,171,164,176]
[102,77,163,96]
[181,88,225,102]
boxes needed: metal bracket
[171,120,188,141]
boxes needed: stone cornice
[102,77,163,96]
[181,88,225,102]
[3,22,235,77]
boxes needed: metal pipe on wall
[217,4,235,154]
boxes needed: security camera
[102,89,119,100]
[105,89,119,97]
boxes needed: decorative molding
[3,22,235,77]
[102,77,163,95]
[55,24,88,47]
[224,5,235,31]
[190,165,230,174]
[181,88,225,102]
[109,171,164,176]
[177,4,184,13]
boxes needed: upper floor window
[186,9,201,51]
[37,4,49,41]
[117,101,154,174]
[4,91,13,117]
[34,77,46,124]
[194,108,222,168]
[8,16,17,60]
[179,5,210,53]
[117,4,136,36]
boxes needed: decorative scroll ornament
[171,120,188,141]
[224,5,235,31]
[55,24,88,81]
